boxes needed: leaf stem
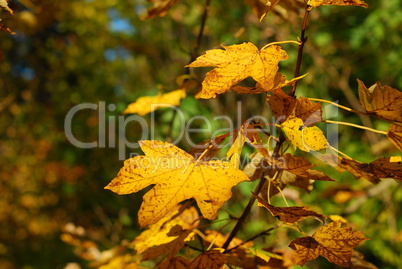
[308,98,366,115]
[262,40,301,50]
[324,120,388,135]
[222,169,267,250]
[289,8,310,97]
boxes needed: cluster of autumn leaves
[100,0,402,268]
[93,0,402,268]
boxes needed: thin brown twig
[166,0,211,142]
[289,8,310,98]
[222,169,267,250]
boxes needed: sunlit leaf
[280,116,327,152]
[308,0,368,8]
[132,205,199,254]
[187,42,288,99]
[289,221,368,266]
[105,140,249,227]
[0,0,13,15]
[254,194,326,224]
[227,128,246,169]
[123,89,186,116]
[358,79,402,123]
[142,225,195,261]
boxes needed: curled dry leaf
[308,0,368,8]
[231,73,307,95]
[275,153,335,181]
[358,79,402,123]
[123,89,186,116]
[267,89,323,125]
[340,156,402,183]
[105,140,249,227]
[254,194,326,224]
[186,42,288,99]
[387,124,402,151]
[142,0,181,19]
[289,221,368,267]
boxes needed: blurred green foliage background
[0,0,401,268]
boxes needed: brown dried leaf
[350,250,378,269]
[295,96,323,126]
[275,153,335,181]
[387,124,402,151]
[158,256,190,269]
[189,250,226,269]
[289,221,368,267]
[340,156,402,183]
[143,0,181,19]
[358,79,402,123]
[267,89,322,125]
[254,194,326,224]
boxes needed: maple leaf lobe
[105,140,249,227]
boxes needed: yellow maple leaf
[186,42,288,99]
[105,140,249,227]
[280,116,327,152]
[123,89,186,116]
[308,0,368,8]
[289,221,368,267]
[132,205,199,254]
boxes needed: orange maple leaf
[254,194,326,224]
[308,0,368,8]
[358,79,402,123]
[105,140,249,227]
[289,221,368,267]
[186,42,288,99]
